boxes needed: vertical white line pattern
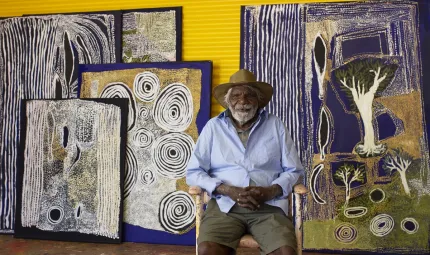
[96,104,121,239]
[21,101,47,227]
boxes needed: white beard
[230,104,258,125]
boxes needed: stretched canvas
[15,99,127,243]
[122,7,182,63]
[0,13,120,233]
[79,61,212,245]
[241,1,430,254]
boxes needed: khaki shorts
[198,199,296,255]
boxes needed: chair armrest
[293,184,308,195]
[188,186,203,195]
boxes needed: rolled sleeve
[271,122,305,199]
[195,175,223,197]
[186,121,223,197]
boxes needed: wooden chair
[188,184,309,255]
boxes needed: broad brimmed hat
[213,69,273,109]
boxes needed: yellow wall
[0,0,350,117]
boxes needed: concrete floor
[0,235,339,255]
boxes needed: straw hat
[213,69,273,109]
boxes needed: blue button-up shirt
[186,109,304,215]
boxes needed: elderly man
[186,69,304,255]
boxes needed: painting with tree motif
[241,1,430,254]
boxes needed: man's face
[228,86,259,125]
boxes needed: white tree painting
[334,58,398,158]
[334,163,365,207]
[383,148,413,196]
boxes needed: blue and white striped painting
[241,5,306,165]
[241,1,430,254]
[0,14,120,234]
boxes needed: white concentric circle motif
[334,222,358,244]
[152,83,193,132]
[100,82,136,130]
[140,169,156,186]
[401,218,419,234]
[159,191,196,234]
[132,128,154,149]
[370,214,394,237]
[133,71,160,102]
[151,133,195,179]
[47,206,64,225]
[139,105,151,120]
[124,146,138,199]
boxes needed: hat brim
[213,81,273,109]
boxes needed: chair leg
[294,193,303,255]
[196,193,204,255]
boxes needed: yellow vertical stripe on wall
[0,0,353,117]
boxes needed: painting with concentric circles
[79,61,212,245]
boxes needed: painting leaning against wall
[79,61,212,245]
[0,13,120,234]
[14,98,128,243]
[241,1,430,254]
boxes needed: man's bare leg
[198,241,234,255]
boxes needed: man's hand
[215,184,260,210]
[239,185,283,205]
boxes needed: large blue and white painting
[0,13,120,233]
[242,1,430,254]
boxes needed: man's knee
[198,241,232,255]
